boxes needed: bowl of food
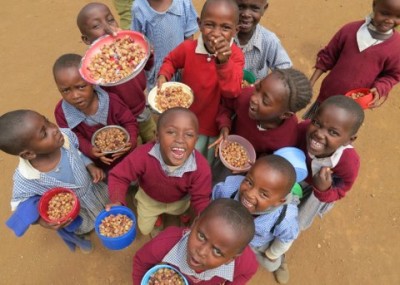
[345,88,373,109]
[95,206,136,250]
[141,264,188,285]
[38,187,80,224]
[79,30,150,86]
[147,82,194,114]
[91,125,130,154]
[219,135,256,172]
[242,69,256,88]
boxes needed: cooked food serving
[221,141,249,169]
[94,127,127,153]
[47,192,76,220]
[87,35,146,83]
[99,214,134,237]
[148,268,185,285]
[155,85,192,112]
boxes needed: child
[0,110,109,251]
[77,2,156,143]
[215,68,312,157]
[157,0,244,163]
[305,0,400,116]
[235,0,292,79]
[296,95,365,230]
[107,108,212,236]
[132,0,199,89]
[132,198,258,284]
[213,155,298,284]
[53,53,138,171]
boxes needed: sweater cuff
[109,190,127,205]
[313,186,333,201]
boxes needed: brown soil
[0,0,399,284]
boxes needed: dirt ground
[0,0,399,284]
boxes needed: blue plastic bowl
[95,206,136,250]
[141,264,189,285]
[274,147,308,182]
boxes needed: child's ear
[81,34,90,45]
[280,111,294,120]
[197,17,201,28]
[263,2,269,14]
[349,134,358,143]
[272,198,286,207]
[19,150,36,160]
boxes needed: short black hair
[200,198,255,252]
[319,95,365,134]
[254,155,296,195]
[157,107,199,133]
[200,0,239,24]
[53,53,82,79]
[76,2,111,34]
[272,68,313,113]
[0,110,35,155]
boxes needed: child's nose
[196,244,208,258]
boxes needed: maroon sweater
[315,20,400,102]
[132,226,258,285]
[54,92,138,171]
[296,120,360,203]
[159,40,244,137]
[108,143,211,213]
[217,87,299,157]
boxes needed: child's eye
[328,129,339,136]
[61,88,70,94]
[259,191,269,199]
[222,25,232,31]
[78,85,87,90]
[166,130,176,135]
[197,232,205,241]
[185,132,195,138]
[213,248,223,257]
[311,119,321,128]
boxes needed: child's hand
[208,127,230,157]
[110,142,132,160]
[157,75,167,88]
[105,202,122,211]
[210,35,232,64]
[92,146,114,165]
[368,88,387,109]
[86,163,105,183]
[38,216,72,230]
[313,167,333,191]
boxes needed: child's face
[55,67,96,114]
[157,112,198,166]
[199,2,238,54]
[236,0,268,35]
[187,215,243,271]
[22,112,64,158]
[372,0,400,33]
[79,4,119,44]
[307,105,357,158]
[239,161,287,213]
[248,73,290,123]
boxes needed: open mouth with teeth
[171,147,186,160]
[308,137,325,153]
[240,195,256,211]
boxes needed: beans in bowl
[47,192,76,220]
[94,127,127,153]
[99,214,134,237]
[221,141,249,169]
[148,268,185,285]
[155,85,192,112]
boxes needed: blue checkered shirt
[132,0,199,89]
[61,86,109,128]
[234,24,292,80]
[162,230,235,282]
[212,176,299,248]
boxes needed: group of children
[1,0,400,284]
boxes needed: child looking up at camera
[77,2,156,143]
[235,0,291,79]
[213,155,298,284]
[107,108,211,236]
[53,53,138,172]
[133,198,258,285]
[157,0,244,163]
[132,0,199,89]
[296,95,365,230]
[215,68,312,157]
[305,0,400,117]
[0,110,109,252]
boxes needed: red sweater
[132,226,258,285]
[108,143,211,214]
[217,87,299,156]
[54,92,138,170]
[296,120,360,202]
[315,20,400,102]
[159,40,245,136]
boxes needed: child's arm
[312,149,360,203]
[309,68,325,87]
[189,158,212,214]
[209,100,234,155]
[157,42,187,87]
[86,163,105,183]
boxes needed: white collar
[309,144,353,176]
[356,16,392,51]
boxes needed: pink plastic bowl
[38,187,80,224]
[345,88,373,109]
[219,135,256,172]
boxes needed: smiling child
[133,198,258,285]
[107,107,211,236]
